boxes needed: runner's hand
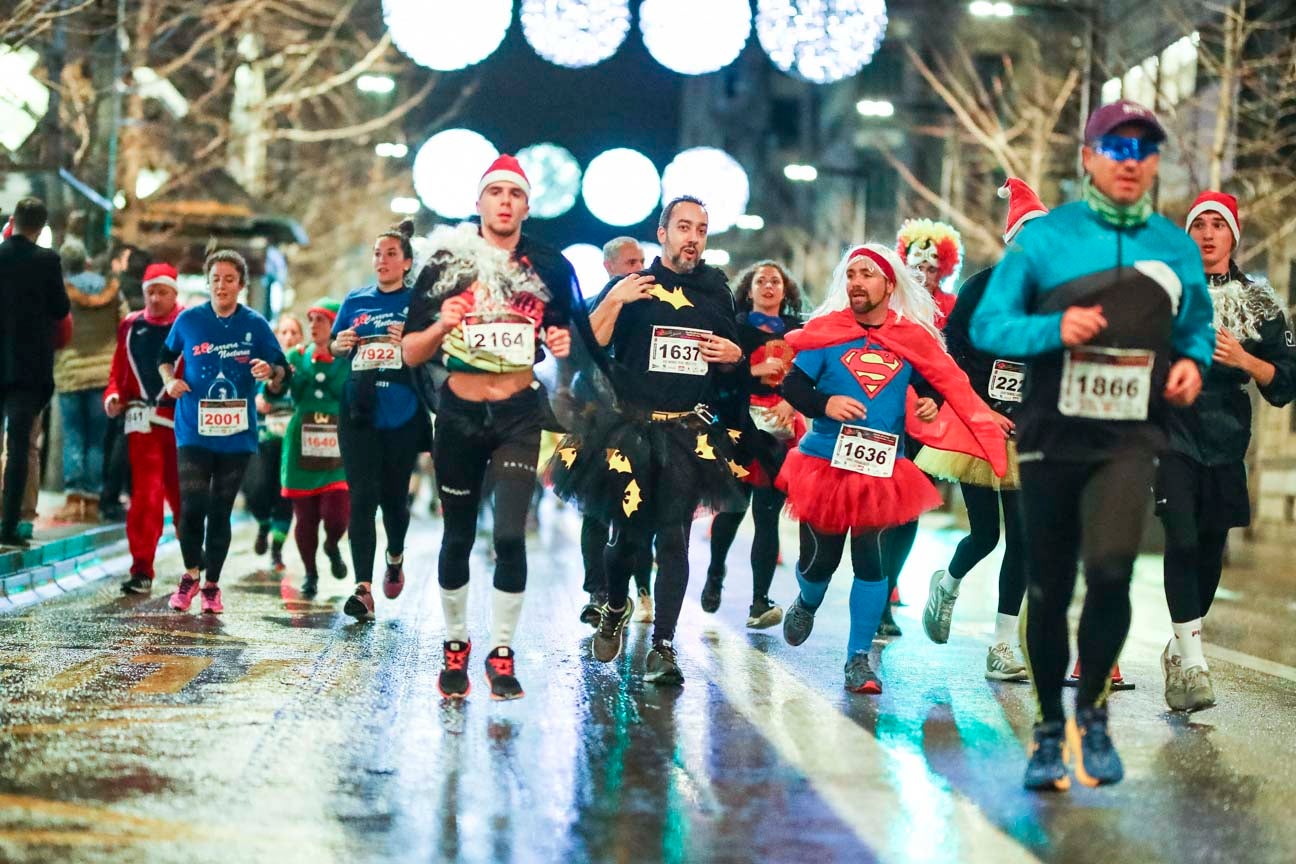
[104,394,123,418]
[438,294,475,331]
[770,399,796,429]
[1213,327,1249,370]
[250,359,273,381]
[1060,305,1107,347]
[1164,357,1203,406]
[334,329,358,351]
[607,273,655,306]
[255,394,272,414]
[990,409,1015,434]
[545,326,571,359]
[914,397,939,423]
[165,378,190,399]
[751,356,787,377]
[386,322,405,340]
[825,395,867,422]
[701,335,742,364]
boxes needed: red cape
[785,309,1006,477]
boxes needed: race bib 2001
[198,399,249,437]
[830,425,898,478]
[352,336,402,371]
[1058,347,1154,421]
[463,312,536,366]
[648,326,710,376]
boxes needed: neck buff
[747,311,787,334]
[1082,176,1154,228]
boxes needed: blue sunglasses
[1093,134,1160,162]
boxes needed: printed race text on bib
[648,326,711,376]
[301,423,341,458]
[125,403,153,435]
[830,425,898,478]
[988,359,1026,403]
[263,411,292,438]
[198,399,249,437]
[352,336,402,372]
[463,312,535,366]
[1058,347,1154,421]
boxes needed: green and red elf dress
[280,299,349,498]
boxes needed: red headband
[847,247,895,283]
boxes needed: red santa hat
[1185,191,1240,247]
[142,262,179,292]
[998,178,1048,243]
[2,216,12,239]
[477,154,530,198]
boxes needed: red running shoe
[382,560,405,599]
[169,574,201,612]
[484,646,524,701]
[438,640,471,698]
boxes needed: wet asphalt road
[1,501,1294,864]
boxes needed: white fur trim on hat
[1185,201,1240,247]
[477,170,530,198]
[143,273,179,291]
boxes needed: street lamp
[357,74,396,94]
[969,1,1015,17]
[784,163,818,182]
[856,99,895,117]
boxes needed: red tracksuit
[105,307,183,579]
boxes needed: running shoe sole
[1064,719,1123,787]
[747,606,784,629]
[485,673,525,701]
[344,595,374,620]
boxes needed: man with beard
[551,196,747,685]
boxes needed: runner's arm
[970,243,1064,358]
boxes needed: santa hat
[998,178,1049,243]
[1185,191,1240,247]
[307,296,341,322]
[142,262,178,291]
[477,154,530,198]
[2,215,12,239]
[897,218,962,280]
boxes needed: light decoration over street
[582,148,661,227]
[562,243,611,297]
[639,0,752,76]
[382,0,512,71]
[520,0,632,69]
[756,0,889,83]
[413,128,499,219]
[517,143,583,219]
[660,147,750,234]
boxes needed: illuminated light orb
[582,148,661,227]
[413,129,499,219]
[660,147,750,234]
[382,0,512,71]
[640,241,663,263]
[563,243,613,297]
[521,0,631,69]
[517,143,583,219]
[639,0,752,76]
[756,0,889,84]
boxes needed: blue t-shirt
[165,303,286,453]
[793,332,914,462]
[333,284,419,429]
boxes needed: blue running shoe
[1023,721,1070,791]
[1067,707,1124,787]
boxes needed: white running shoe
[985,642,1029,681]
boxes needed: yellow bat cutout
[726,428,742,443]
[727,459,750,479]
[648,285,694,310]
[557,447,577,468]
[622,479,643,517]
[606,448,632,473]
[694,434,717,460]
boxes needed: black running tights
[340,415,422,584]
[1019,456,1154,723]
[177,447,251,583]
[1161,510,1229,624]
[607,521,689,644]
[248,437,292,529]
[880,518,918,597]
[708,485,785,601]
[581,513,651,596]
[949,484,1027,617]
[797,522,883,584]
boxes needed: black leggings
[1157,455,1235,624]
[340,412,425,584]
[581,513,651,596]
[708,485,785,601]
[1163,527,1228,622]
[797,522,884,584]
[434,389,541,594]
[0,388,44,535]
[248,437,292,530]
[949,484,1027,616]
[881,518,918,594]
[1020,456,1154,723]
[607,521,689,644]
[177,447,252,583]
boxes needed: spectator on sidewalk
[53,239,127,523]
[0,198,70,548]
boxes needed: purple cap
[1084,99,1167,143]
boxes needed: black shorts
[1154,452,1250,530]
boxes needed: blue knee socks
[847,578,889,658]
[796,566,831,612]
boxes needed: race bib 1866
[198,399,249,437]
[988,359,1026,403]
[352,336,402,371]
[1058,347,1154,421]
[124,403,153,435]
[463,312,535,366]
[830,425,898,478]
[648,326,710,376]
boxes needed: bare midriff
[446,369,534,402]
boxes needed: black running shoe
[485,646,524,700]
[645,641,684,685]
[579,592,605,628]
[271,538,286,573]
[254,524,269,556]
[783,594,816,646]
[438,640,471,698]
[324,542,348,580]
[301,573,318,597]
[876,608,903,638]
[700,571,723,613]
[121,574,153,595]
[592,600,633,662]
[747,596,783,629]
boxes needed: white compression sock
[939,570,961,595]
[491,589,525,649]
[994,613,1018,646]
[439,584,469,643]
[1172,618,1207,670]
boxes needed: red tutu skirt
[777,449,942,535]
